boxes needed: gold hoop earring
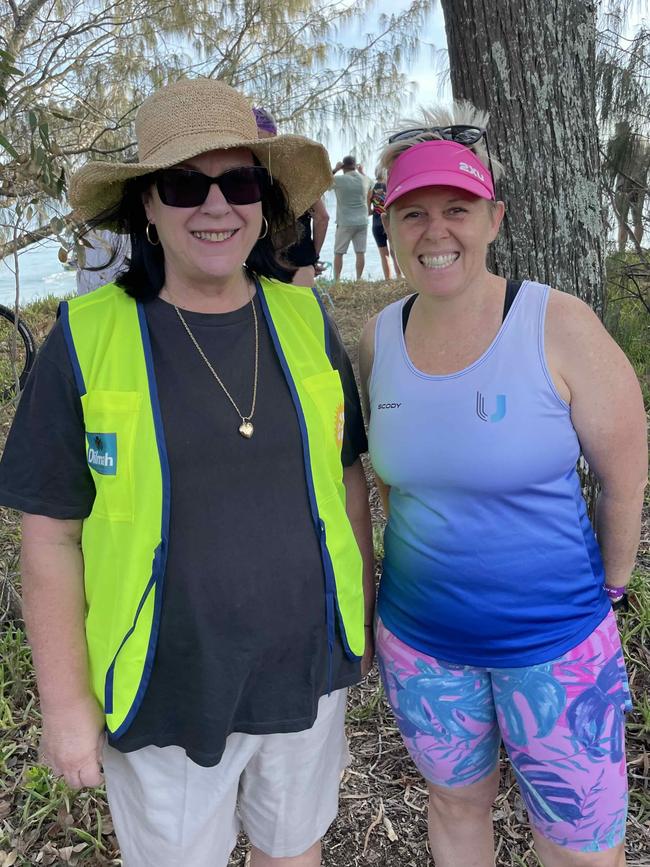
[258,216,269,240]
[146,221,160,246]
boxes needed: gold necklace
[170,288,259,439]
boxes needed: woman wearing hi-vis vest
[0,79,374,867]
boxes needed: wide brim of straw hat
[69,133,332,223]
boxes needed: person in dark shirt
[253,106,330,288]
[367,168,401,280]
[0,79,374,867]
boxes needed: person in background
[253,106,329,288]
[360,104,647,867]
[75,228,130,295]
[0,78,374,867]
[332,155,370,281]
[367,168,401,281]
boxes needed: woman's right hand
[21,515,104,790]
[40,695,106,789]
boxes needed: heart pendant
[239,421,254,439]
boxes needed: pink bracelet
[604,584,626,601]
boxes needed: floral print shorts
[376,610,632,852]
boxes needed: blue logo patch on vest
[86,432,117,475]
[476,392,507,423]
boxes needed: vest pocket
[82,390,142,522]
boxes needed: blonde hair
[379,101,503,182]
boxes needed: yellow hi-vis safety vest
[59,278,365,737]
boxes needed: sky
[325,0,451,170]
[344,0,450,94]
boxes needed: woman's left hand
[342,460,376,677]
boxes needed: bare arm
[546,290,648,588]
[343,458,375,674]
[21,513,104,788]
[367,186,373,216]
[311,198,329,256]
[359,315,391,517]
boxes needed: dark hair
[80,164,298,301]
[342,155,356,167]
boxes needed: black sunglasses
[388,124,486,146]
[388,125,495,196]
[155,165,269,208]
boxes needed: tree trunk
[440,0,606,316]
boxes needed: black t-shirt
[284,211,318,267]
[0,291,368,766]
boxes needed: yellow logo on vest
[334,402,345,449]
[86,432,117,475]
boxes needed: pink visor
[385,139,494,207]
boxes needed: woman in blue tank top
[359,107,647,867]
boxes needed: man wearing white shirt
[332,156,371,281]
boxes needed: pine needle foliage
[0,0,435,258]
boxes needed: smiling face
[143,147,263,293]
[385,186,504,298]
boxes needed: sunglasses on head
[154,165,269,208]
[388,124,487,146]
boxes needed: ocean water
[0,212,388,307]
[0,239,77,306]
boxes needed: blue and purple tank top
[369,281,610,667]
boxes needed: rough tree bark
[440,0,606,315]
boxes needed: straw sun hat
[69,78,333,222]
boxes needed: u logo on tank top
[476,392,507,423]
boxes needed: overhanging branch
[0,212,72,259]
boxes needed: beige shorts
[334,223,368,254]
[103,689,350,866]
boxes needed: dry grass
[0,282,648,866]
